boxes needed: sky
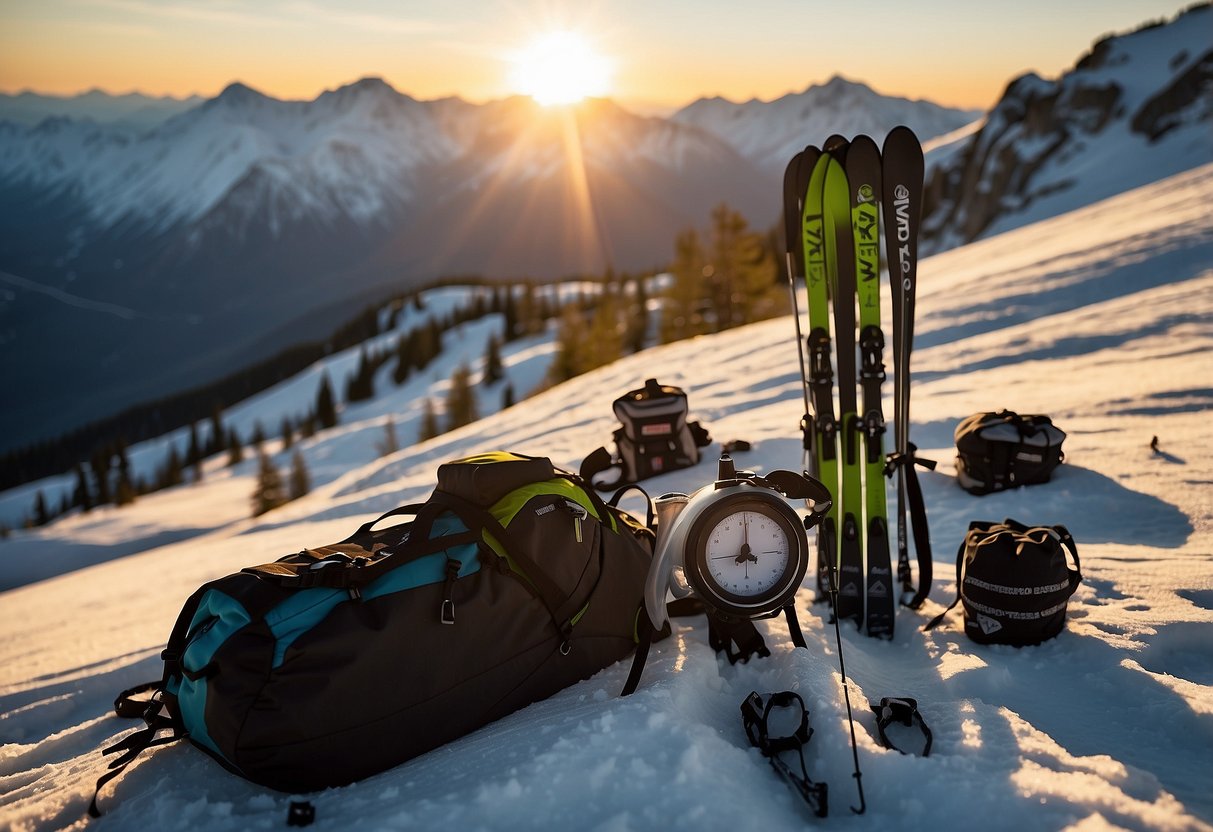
[0,0,1197,112]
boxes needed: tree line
[5,202,782,532]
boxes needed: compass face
[684,490,808,616]
[704,510,790,597]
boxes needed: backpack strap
[886,441,936,609]
[1052,524,1082,596]
[921,522,982,632]
[579,445,622,490]
[428,490,578,644]
[89,684,185,817]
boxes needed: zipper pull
[564,500,588,543]
[440,559,461,624]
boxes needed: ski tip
[882,125,922,150]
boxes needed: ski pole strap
[869,697,933,757]
[885,442,935,608]
[741,691,828,818]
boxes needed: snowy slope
[2,165,1213,830]
[924,4,1213,249]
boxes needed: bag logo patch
[641,423,673,436]
[535,504,556,517]
[976,613,1003,635]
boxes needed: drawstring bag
[923,518,1081,646]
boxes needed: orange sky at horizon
[0,0,1195,112]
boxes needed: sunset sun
[509,31,611,105]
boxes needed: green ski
[846,135,893,639]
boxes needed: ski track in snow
[2,165,1213,831]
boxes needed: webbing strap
[89,710,183,817]
[886,442,935,609]
[428,490,575,641]
[870,696,933,757]
[621,612,654,696]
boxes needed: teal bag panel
[173,589,252,758]
[267,511,481,667]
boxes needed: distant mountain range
[0,3,1208,456]
[0,89,203,131]
[0,73,971,452]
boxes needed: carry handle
[348,503,426,537]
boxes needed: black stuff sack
[90,452,655,815]
[954,410,1066,495]
[923,519,1082,646]
[580,378,711,490]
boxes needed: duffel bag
[954,410,1066,495]
[90,451,655,815]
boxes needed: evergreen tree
[503,288,519,342]
[316,373,338,429]
[660,228,709,344]
[208,405,227,456]
[251,420,266,452]
[252,450,286,517]
[164,444,184,488]
[281,416,294,452]
[345,347,375,403]
[376,417,399,457]
[484,332,504,385]
[73,463,92,513]
[115,444,136,506]
[227,428,244,467]
[187,422,202,468]
[445,363,479,431]
[502,382,516,410]
[288,450,311,502]
[90,445,113,505]
[418,397,441,442]
[627,275,649,354]
[33,490,50,527]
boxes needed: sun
[509,31,612,106]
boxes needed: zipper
[562,500,589,543]
[440,558,461,624]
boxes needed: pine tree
[627,275,649,353]
[208,404,227,456]
[316,373,338,429]
[445,363,479,431]
[288,450,311,502]
[660,228,708,344]
[376,417,399,457]
[73,463,92,513]
[227,428,244,467]
[252,450,286,517]
[502,382,516,410]
[484,332,504,385]
[503,288,520,342]
[91,445,113,505]
[419,397,441,442]
[33,490,50,527]
[115,444,136,506]
[164,444,184,488]
[281,416,294,452]
[187,422,202,468]
[251,420,266,452]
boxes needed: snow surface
[2,165,1213,831]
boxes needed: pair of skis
[782,127,934,639]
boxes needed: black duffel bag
[954,410,1066,495]
[923,518,1082,646]
[90,452,655,815]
